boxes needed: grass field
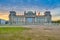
[0,27,30,34]
[0,25,60,40]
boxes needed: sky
[0,0,60,21]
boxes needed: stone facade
[0,19,7,24]
[9,11,52,25]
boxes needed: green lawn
[0,27,30,34]
[0,26,31,40]
[0,25,30,34]
[0,25,60,40]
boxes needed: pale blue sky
[0,0,60,16]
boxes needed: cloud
[0,0,60,15]
[51,7,60,16]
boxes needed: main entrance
[25,17,35,24]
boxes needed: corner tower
[44,11,52,23]
[9,11,16,24]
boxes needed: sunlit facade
[9,11,52,25]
